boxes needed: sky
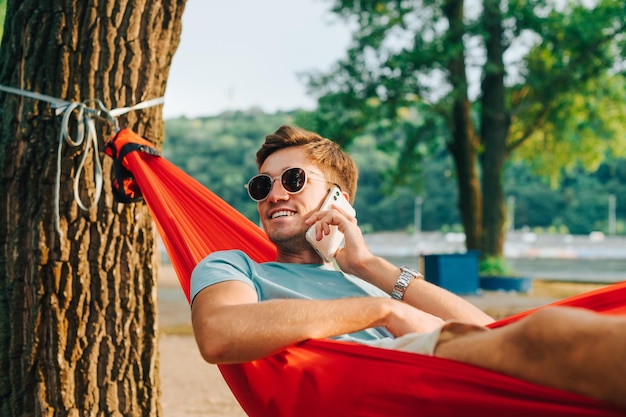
[162,0,353,119]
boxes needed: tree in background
[163,110,626,236]
[302,0,626,260]
[0,1,185,415]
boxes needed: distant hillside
[164,110,626,235]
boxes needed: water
[382,254,626,283]
[366,232,626,283]
[507,257,626,282]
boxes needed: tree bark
[442,0,482,250]
[480,0,508,258]
[0,1,185,416]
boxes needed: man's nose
[266,179,288,202]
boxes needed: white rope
[54,101,104,234]
[109,96,165,117]
[0,84,164,236]
[0,84,71,109]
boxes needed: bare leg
[435,307,626,409]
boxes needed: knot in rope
[0,84,164,236]
[54,100,112,234]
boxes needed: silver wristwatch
[391,266,423,300]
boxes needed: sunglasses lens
[247,175,272,201]
[246,168,309,201]
[282,168,306,193]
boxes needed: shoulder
[190,250,257,302]
[195,250,254,271]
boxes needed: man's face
[256,146,330,252]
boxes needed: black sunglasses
[245,167,328,202]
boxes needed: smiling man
[190,125,626,410]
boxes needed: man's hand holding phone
[305,186,356,263]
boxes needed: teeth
[271,210,294,219]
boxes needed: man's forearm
[402,279,494,325]
[347,255,493,325]
[192,295,394,364]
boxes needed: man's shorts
[362,321,489,356]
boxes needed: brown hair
[256,125,358,203]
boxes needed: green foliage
[164,110,298,222]
[304,0,626,256]
[512,74,626,184]
[163,111,626,236]
[479,256,515,277]
[0,0,5,40]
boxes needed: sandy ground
[159,335,246,417]
[158,264,247,417]
[157,263,606,416]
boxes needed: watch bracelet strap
[391,266,423,300]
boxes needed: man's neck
[275,250,329,265]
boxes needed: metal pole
[414,196,423,235]
[608,194,616,235]
[507,196,516,232]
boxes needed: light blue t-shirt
[190,250,393,342]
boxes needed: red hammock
[106,129,626,417]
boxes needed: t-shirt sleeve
[190,250,257,304]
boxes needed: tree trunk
[480,0,508,258]
[443,0,482,250]
[0,1,185,416]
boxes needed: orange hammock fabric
[106,129,626,417]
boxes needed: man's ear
[342,191,352,204]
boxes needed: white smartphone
[305,186,356,262]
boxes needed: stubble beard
[267,225,311,254]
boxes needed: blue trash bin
[423,251,479,295]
